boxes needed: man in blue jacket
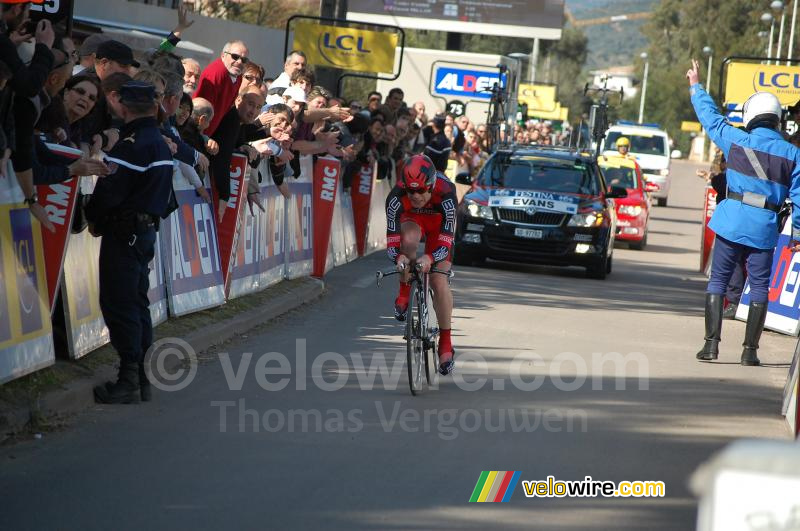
[688,59,800,366]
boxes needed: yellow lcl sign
[293,22,397,74]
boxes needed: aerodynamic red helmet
[402,154,436,191]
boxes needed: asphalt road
[0,159,793,530]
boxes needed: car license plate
[514,228,543,239]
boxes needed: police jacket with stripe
[85,117,174,223]
[690,83,800,249]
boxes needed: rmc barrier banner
[37,143,82,313]
[737,221,800,335]
[0,168,54,384]
[351,162,374,256]
[161,165,225,316]
[60,176,108,359]
[700,185,717,274]
[212,153,249,296]
[311,156,337,278]
[229,176,286,298]
[148,231,167,326]
[292,21,398,74]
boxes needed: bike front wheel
[406,281,425,395]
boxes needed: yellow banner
[518,83,558,112]
[293,22,397,74]
[681,121,702,132]
[724,62,800,106]
[528,102,568,121]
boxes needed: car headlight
[659,169,669,176]
[465,199,494,220]
[618,205,643,216]
[568,211,604,227]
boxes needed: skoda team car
[603,123,673,206]
[454,147,627,279]
[597,155,651,250]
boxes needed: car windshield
[601,166,638,189]
[478,155,599,195]
[606,132,667,156]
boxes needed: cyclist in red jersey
[386,154,458,375]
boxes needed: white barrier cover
[148,230,167,326]
[61,176,109,359]
[365,175,389,255]
[339,181,358,262]
[284,157,313,279]
[0,166,54,383]
[161,165,226,316]
[329,176,347,267]
[229,174,286,298]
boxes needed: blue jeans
[707,235,772,304]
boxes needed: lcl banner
[312,156,339,277]
[292,21,398,74]
[724,61,800,107]
[61,176,109,359]
[37,144,83,312]
[351,162,374,256]
[737,221,800,335]
[212,153,249,295]
[700,185,717,274]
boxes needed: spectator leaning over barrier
[180,97,214,161]
[367,91,381,113]
[156,69,210,183]
[270,50,306,94]
[241,61,264,92]
[413,100,427,125]
[86,80,175,404]
[0,0,56,231]
[687,59,800,367]
[35,34,76,143]
[423,113,451,172]
[289,68,314,96]
[91,40,138,80]
[209,84,264,220]
[194,39,248,136]
[73,33,109,76]
[182,57,200,93]
[385,87,404,115]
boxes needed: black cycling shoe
[394,302,408,322]
[438,349,455,376]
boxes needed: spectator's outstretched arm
[159,4,194,52]
[687,59,746,155]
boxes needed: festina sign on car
[433,66,506,100]
[488,189,580,215]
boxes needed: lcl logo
[321,33,371,53]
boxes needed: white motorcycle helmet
[742,92,782,131]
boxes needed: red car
[598,155,650,250]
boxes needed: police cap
[119,80,157,105]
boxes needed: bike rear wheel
[406,281,425,395]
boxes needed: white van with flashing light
[602,123,679,207]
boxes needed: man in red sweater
[193,40,249,136]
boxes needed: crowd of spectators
[1,2,576,231]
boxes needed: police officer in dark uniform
[423,113,452,172]
[86,80,175,404]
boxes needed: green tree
[619,0,767,151]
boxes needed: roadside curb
[0,277,325,439]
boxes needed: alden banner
[292,21,397,73]
[724,62,800,106]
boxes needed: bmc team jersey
[385,173,458,264]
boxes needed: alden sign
[432,66,506,100]
[724,62,800,106]
[293,22,397,74]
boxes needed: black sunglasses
[71,85,97,102]
[224,51,249,64]
[406,188,430,195]
[243,74,262,83]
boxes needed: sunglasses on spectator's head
[224,51,249,64]
[71,86,97,102]
[406,187,430,195]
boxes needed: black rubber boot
[139,363,151,402]
[741,302,767,367]
[697,294,723,361]
[94,362,140,404]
